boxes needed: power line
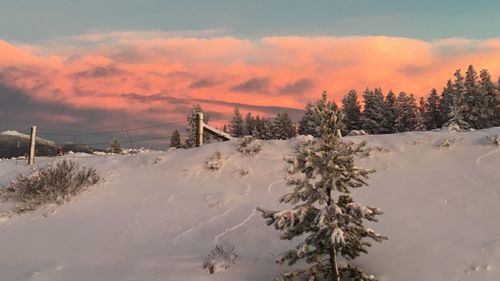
[37,121,185,137]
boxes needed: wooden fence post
[196,112,204,147]
[28,126,37,165]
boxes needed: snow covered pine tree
[258,92,386,281]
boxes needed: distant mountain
[0,131,57,158]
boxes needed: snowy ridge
[0,127,499,281]
[0,130,56,147]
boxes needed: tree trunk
[330,247,340,281]
[327,187,340,281]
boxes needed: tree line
[170,65,500,148]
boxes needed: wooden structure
[28,126,37,165]
[195,113,232,146]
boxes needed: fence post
[196,112,204,147]
[28,126,37,165]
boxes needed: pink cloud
[0,34,499,125]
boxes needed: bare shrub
[0,160,100,213]
[202,242,238,274]
[485,135,500,146]
[206,151,223,170]
[439,138,455,148]
[237,136,262,156]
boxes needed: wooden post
[196,112,204,147]
[28,126,37,165]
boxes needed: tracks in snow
[476,149,500,165]
[213,209,257,243]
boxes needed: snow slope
[1,128,500,281]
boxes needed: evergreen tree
[184,104,210,148]
[415,96,428,131]
[464,65,483,128]
[439,79,454,125]
[298,102,319,137]
[252,115,274,140]
[169,130,182,148]
[383,90,397,134]
[478,69,498,128]
[442,99,471,131]
[261,118,275,140]
[273,112,296,140]
[244,112,256,136]
[252,115,263,138]
[442,70,471,130]
[497,77,500,126]
[229,107,245,137]
[424,88,441,129]
[394,92,418,132]
[258,93,386,281]
[361,88,386,134]
[341,90,362,133]
[299,92,340,137]
[109,137,122,154]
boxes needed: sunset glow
[1,34,499,129]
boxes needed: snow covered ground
[1,128,500,281]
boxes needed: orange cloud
[1,34,499,126]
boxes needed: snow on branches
[258,92,386,281]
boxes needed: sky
[0,0,499,146]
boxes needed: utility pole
[28,126,37,165]
[126,131,134,149]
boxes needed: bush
[439,137,455,148]
[237,136,262,156]
[485,135,500,146]
[206,151,223,170]
[0,159,100,213]
[202,242,238,274]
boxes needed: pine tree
[442,70,471,131]
[298,102,319,137]
[244,112,256,136]
[299,92,340,137]
[184,104,210,148]
[415,96,428,131]
[261,118,275,140]
[442,100,471,131]
[478,69,498,128]
[258,93,386,281]
[361,88,386,134]
[439,79,454,125]
[496,77,500,126]
[273,112,296,140]
[229,107,245,137]
[341,90,362,133]
[169,130,182,148]
[394,92,418,132]
[252,115,262,138]
[424,88,441,129]
[383,90,397,134]
[464,65,482,128]
[109,137,122,154]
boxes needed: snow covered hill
[1,128,500,281]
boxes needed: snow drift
[0,128,499,281]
